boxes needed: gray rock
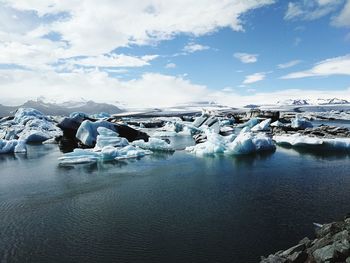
[281,243,305,257]
[313,245,335,263]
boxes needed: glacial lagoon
[1,133,350,263]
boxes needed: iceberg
[94,127,129,150]
[291,115,313,129]
[58,149,101,164]
[76,120,117,147]
[273,134,323,147]
[132,138,174,152]
[1,108,62,143]
[0,139,26,154]
[251,118,271,132]
[186,129,274,156]
[113,145,152,160]
[273,134,350,151]
[270,120,284,127]
[58,145,152,164]
[237,118,259,128]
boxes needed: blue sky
[0,0,349,107]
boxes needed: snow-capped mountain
[316,98,349,105]
[277,98,349,106]
[277,99,310,106]
[0,99,123,117]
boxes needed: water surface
[1,138,350,262]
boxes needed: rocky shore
[261,216,350,263]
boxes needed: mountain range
[0,99,123,117]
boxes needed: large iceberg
[186,129,275,156]
[58,127,153,164]
[76,120,117,147]
[0,108,62,143]
[58,145,152,164]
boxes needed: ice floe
[186,129,275,156]
[273,134,350,151]
[132,138,174,152]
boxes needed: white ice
[1,108,62,144]
[270,120,285,127]
[132,137,174,152]
[237,118,259,128]
[0,139,27,154]
[186,128,274,156]
[273,134,350,150]
[76,120,117,147]
[291,115,313,129]
[94,127,129,150]
[251,118,271,132]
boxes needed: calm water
[1,137,350,263]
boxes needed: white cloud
[67,54,158,68]
[284,0,343,21]
[165,63,176,69]
[281,54,350,79]
[2,0,275,57]
[277,60,302,69]
[332,0,350,27]
[243,72,266,84]
[183,42,209,53]
[234,52,258,63]
[1,67,350,108]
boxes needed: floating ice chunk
[132,138,174,152]
[291,115,313,129]
[58,149,101,164]
[186,129,275,156]
[193,113,210,127]
[270,120,284,127]
[0,139,26,154]
[186,129,231,156]
[274,134,350,151]
[94,127,128,150]
[252,133,276,152]
[114,145,152,160]
[323,138,350,150]
[273,134,323,147]
[162,122,183,133]
[76,120,117,147]
[237,118,259,128]
[251,119,271,132]
[225,132,256,154]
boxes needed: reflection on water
[1,140,350,263]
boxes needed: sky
[0,0,350,107]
